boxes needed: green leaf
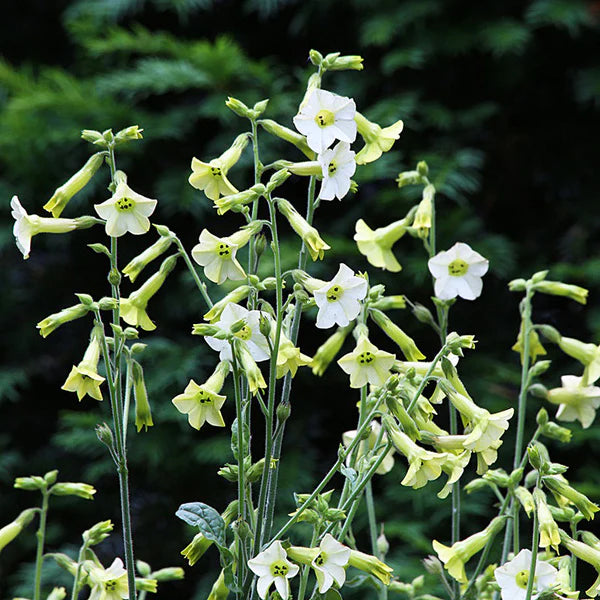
[175,502,225,547]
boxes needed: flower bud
[136,560,152,577]
[258,120,315,159]
[14,476,45,491]
[114,125,144,145]
[152,567,185,581]
[514,486,535,516]
[417,161,429,177]
[125,328,140,340]
[192,323,222,337]
[246,458,265,483]
[396,170,424,188]
[37,303,90,338]
[276,401,291,423]
[538,324,562,344]
[370,308,425,361]
[83,520,113,546]
[508,278,527,292]
[528,360,552,378]
[214,184,265,215]
[482,469,510,487]
[81,129,104,145]
[370,295,407,310]
[50,482,96,500]
[44,470,59,485]
[533,280,588,305]
[123,236,174,283]
[536,407,550,425]
[311,325,352,376]
[47,587,67,600]
[95,422,115,450]
[323,52,364,71]
[309,49,323,65]
[132,361,153,432]
[540,421,572,443]
[225,96,253,118]
[377,530,390,557]
[527,442,548,472]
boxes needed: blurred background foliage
[1,0,599,597]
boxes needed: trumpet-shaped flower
[433,516,506,583]
[61,331,105,401]
[534,489,560,551]
[85,557,129,600]
[354,217,410,272]
[311,324,353,376]
[11,196,79,259]
[428,242,489,301]
[94,171,157,237]
[354,112,404,165]
[313,263,368,329]
[205,303,270,362]
[318,141,356,201]
[347,548,394,585]
[494,549,558,600]
[512,322,547,364]
[547,375,600,428]
[437,450,471,499]
[370,308,425,361]
[276,336,312,379]
[312,534,351,593]
[120,255,177,331]
[293,88,357,153]
[276,198,330,260]
[189,133,249,201]
[342,420,395,475]
[122,235,173,283]
[337,335,395,388]
[247,540,300,600]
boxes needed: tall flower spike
[547,374,600,428]
[494,548,558,600]
[120,254,178,331]
[94,171,157,237]
[428,242,489,301]
[433,516,506,583]
[313,263,368,329]
[189,133,249,201]
[172,362,229,430]
[11,196,80,259]
[293,88,357,153]
[204,303,270,363]
[354,216,411,272]
[318,141,356,201]
[247,540,300,600]
[354,112,404,165]
[337,335,395,388]
[61,327,105,401]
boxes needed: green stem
[247,118,262,276]
[33,490,49,600]
[296,529,319,600]
[172,236,213,309]
[70,541,88,600]
[524,479,542,600]
[570,521,578,591]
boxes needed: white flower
[11,196,78,259]
[94,172,157,237]
[293,89,357,153]
[192,229,246,284]
[313,263,368,329]
[85,557,129,600]
[312,534,351,593]
[247,540,299,600]
[428,242,489,300]
[318,141,356,200]
[337,336,396,388]
[494,549,558,600]
[205,303,270,362]
[548,374,600,429]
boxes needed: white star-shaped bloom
[428,242,489,300]
[94,174,157,237]
[247,541,299,600]
[313,263,368,329]
[192,229,246,284]
[337,336,395,388]
[205,303,270,362]
[85,557,129,600]
[293,89,357,153]
[312,534,351,593]
[494,549,558,600]
[548,374,600,428]
[318,141,356,201]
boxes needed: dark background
[1,0,599,598]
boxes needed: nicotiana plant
[4,48,600,600]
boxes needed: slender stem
[247,119,262,276]
[172,236,213,309]
[570,521,578,591]
[33,490,49,600]
[406,344,448,414]
[122,357,133,446]
[524,480,542,600]
[296,528,319,600]
[70,541,89,600]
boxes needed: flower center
[105,580,118,591]
[315,109,335,128]
[447,258,468,277]
[234,324,252,341]
[358,351,375,365]
[326,285,342,302]
[217,242,231,257]
[116,198,135,212]
[210,166,222,177]
[314,551,327,567]
[328,161,337,175]
[515,569,532,590]
[271,561,289,577]
[196,389,212,404]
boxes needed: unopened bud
[50,482,96,500]
[266,169,291,193]
[98,297,119,311]
[536,408,550,425]
[153,567,185,581]
[44,470,59,485]
[114,125,144,145]
[81,129,105,145]
[309,49,323,65]
[538,325,562,344]
[136,560,152,577]
[541,421,572,443]
[83,520,113,546]
[276,402,291,423]
[508,278,527,292]
[396,170,423,188]
[323,53,364,71]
